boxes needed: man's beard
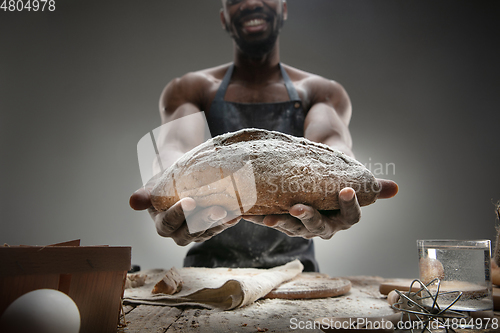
[233,30,280,59]
[227,11,285,59]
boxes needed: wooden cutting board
[264,272,351,299]
[379,278,422,296]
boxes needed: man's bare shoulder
[281,64,348,107]
[282,64,344,90]
[172,63,231,88]
[160,63,232,112]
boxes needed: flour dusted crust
[151,128,380,215]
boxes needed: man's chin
[235,37,278,59]
[239,47,273,59]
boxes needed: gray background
[1,0,499,279]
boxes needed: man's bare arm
[156,73,211,170]
[130,72,240,245]
[249,77,398,239]
[304,78,354,157]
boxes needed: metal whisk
[390,278,466,332]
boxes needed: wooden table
[118,276,499,333]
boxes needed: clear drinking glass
[417,239,493,312]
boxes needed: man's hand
[243,179,398,239]
[129,188,240,246]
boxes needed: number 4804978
[1,0,56,11]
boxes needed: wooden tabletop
[118,276,500,333]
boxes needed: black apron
[183,63,319,272]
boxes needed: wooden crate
[0,240,131,333]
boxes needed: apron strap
[213,63,301,102]
[279,63,301,102]
[213,64,234,102]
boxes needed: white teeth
[243,19,265,27]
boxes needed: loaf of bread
[151,128,380,215]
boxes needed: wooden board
[379,278,421,296]
[120,276,500,333]
[264,272,351,299]
[0,242,131,333]
[123,305,182,333]
[494,287,500,311]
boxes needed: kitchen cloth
[123,259,303,310]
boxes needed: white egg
[0,289,81,333]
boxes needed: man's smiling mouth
[240,17,269,34]
[243,18,266,27]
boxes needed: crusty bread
[151,128,380,215]
[124,273,147,289]
[151,267,183,295]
